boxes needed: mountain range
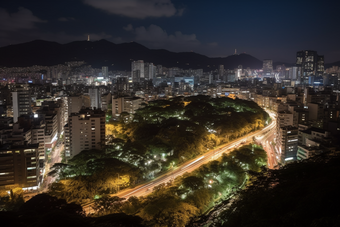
[0,40,264,71]
[1,40,339,71]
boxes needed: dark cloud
[0,7,46,31]
[58,17,75,22]
[123,24,133,31]
[132,24,200,52]
[208,42,218,47]
[83,0,180,19]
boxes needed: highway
[83,110,277,213]
[254,111,278,169]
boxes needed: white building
[65,108,105,159]
[131,60,144,81]
[89,88,100,109]
[112,96,143,117]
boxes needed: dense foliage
[48,96,269,204]
[0,193,143,227]
[197,151,340,227]
[90,145,267,227]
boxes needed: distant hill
[0,40,263,71]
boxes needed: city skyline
[1,0,340,63]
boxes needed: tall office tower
[102,66,109,78]
[12,84,32,123]
[89,87,100,109]
[296,50,324,85]
[263,59,273,76]
[64,108,105,159]
[276,126,298,163]
[219,65,224,80]
[131,60,144,79]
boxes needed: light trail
[182,156,205,169]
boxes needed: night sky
[1,0,340,63]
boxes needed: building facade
[65,108,105,159]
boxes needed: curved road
[84,111,277,213]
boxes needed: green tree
[138,195,198,227]
[182,176,205,191]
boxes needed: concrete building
[131,60,144,81]
[263,59,273,76]
[296,50,324,85]
[219,65,224,80]
[100,93,112,111]
[112,96,143,117]
[0,143,39,189]
[276,126,298,163]
[89,88,100,109]
[298,127,330,146]
[64,108,105,159]
[297,145,322,160]
[277,111,294,129]
[12,84,32,123]
[102,66,108,78]
[144,63,156,80]
[67,95,91,116]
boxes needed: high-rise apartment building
[89,88,100,109]
[276,126,298,163]
[112,96,143,117]
[131,60,144,81]
[67,96,91,116]
[12,84,32,123]
[0,143,39,189]
[64,108,105,159]
[144,63,156,80]
[219,65,224,80]
[115,76,129,93]
[102,66,108,78]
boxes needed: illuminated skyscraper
[296,50,324,85]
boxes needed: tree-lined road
[83,110,277,213]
